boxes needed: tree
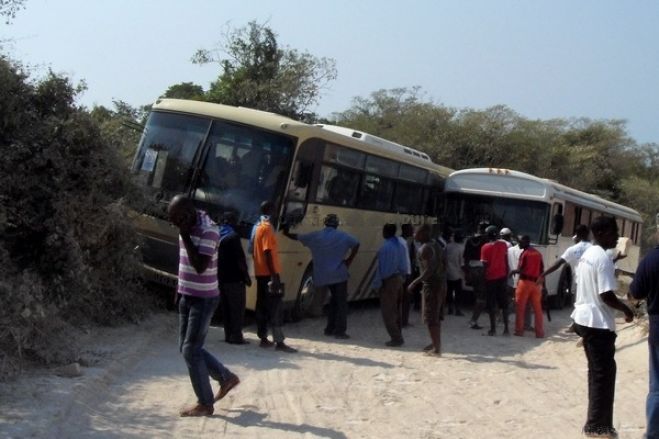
[162,82,205,101]
[192,21,337,119]
[0,0,26,24]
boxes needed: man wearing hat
[283,214,360,338]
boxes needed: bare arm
[345,244,360,267]
[408,245,434,292]
[537,258,566,284]
[600,291,634,322]
[264,250,281,286]
[181,233,212,274]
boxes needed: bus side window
[287,160,313,201]
[316,165,360,207]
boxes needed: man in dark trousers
[252,201,297,353]
[464,221,488,330]
[283,213,360,339]
[572,216,634,438]
[481,225,510,336]
[630,223,659,439]
[218,212,251,345]
[399,223,415,327]
[168,195,239,417]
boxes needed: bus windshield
[445,193,550,243]
[132,111,295,226]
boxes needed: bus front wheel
[291,268,315,322]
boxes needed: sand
[0,304,650,438]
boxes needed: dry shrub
[0,56,152,379]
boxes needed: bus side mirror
[551,213,564,236]
[294,162,313,188]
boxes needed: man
[572,216,634,438]
[510,235,545,338]
[168,195,239,417]
[505,230,530,329]
[408,224,446,356]
[445,231,465,316]
[629,224,659,439]
[252,201,297,353]
[218,212,251,345]
[464,221,489,329]
[399,223,414,327]
[283,213,360,339]
[538,224,591,289]
[372,223,407,347]
[481,225,510,336]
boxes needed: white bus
[131,99,452,319]
[443,168,643,308]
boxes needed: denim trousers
[574,323,617,432]
[647,340,659,438]
[179,294,233,406]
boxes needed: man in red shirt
[510,235,545,338]
[481,225,510,336]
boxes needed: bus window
[359,174,395,211]
[324,143,365,169]
[194,120,295,225]
[393,182,424,214]
[316,165,360,206]
[133,111,210,197]
[365,155,399,179]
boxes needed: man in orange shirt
[510,235,545,338]
[252,201,297,353]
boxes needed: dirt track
[0,304,650,438]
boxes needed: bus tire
[290,267,315,322]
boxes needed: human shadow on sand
[215,406,347,439]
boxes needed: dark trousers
[446,279,463,312]
[324,281,349,335]
[255,276,285,343]
[380,275,404,342]
[574,323,617,432]
[401,275,412,326]
[486,277,509,331]
[220,281,246,343]
[648,338,659,438]
[178,295,233,406]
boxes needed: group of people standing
[167,193,659,438]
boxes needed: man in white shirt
[571,217,634,438]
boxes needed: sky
[3,0,659,144]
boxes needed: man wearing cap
[481,225,510,335]
[283,214,360,338]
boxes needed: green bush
[0,56,151,378]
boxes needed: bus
[131,98,452,319]
[443,168,643,308]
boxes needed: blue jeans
[179,294,233,406]
[647,339,659,438]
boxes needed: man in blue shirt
[372,223,408,347]
[283,214,360,339]
[630,225,659,439]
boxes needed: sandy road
[0,303,650,438]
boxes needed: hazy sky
[3,0,659,144]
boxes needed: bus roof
[152,99,452,177]
[446,168,642,222]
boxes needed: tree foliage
[333,87,659,249]
[161,82,205,101]
[0,56,150,377]
[0,0,26,23]
[192,21,337,119]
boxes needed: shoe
[275,342,297,353]
[424,350,441,357]
[470,322,483,330]
[214,374,240,402]
[514,331,524,337]
[525,326,535,332]
[582,426,618,438]
[385,339,404,347]
[455,310,465,316]
[227,338,249,345]
[179,404,214,417]
[502,329,510,336]
[422,343,435,352]
[448,308,454,315]
[334,333,350,339]
[487,330,496,336]
[259,339,274,348]
[323,329,334,336]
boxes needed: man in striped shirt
[168,195,239,417]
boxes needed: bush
[0,56,152,378]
